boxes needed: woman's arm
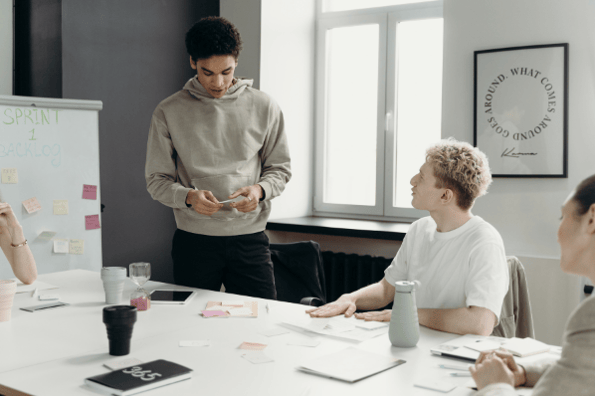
[0,203,37,284]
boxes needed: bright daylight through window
[315,0,443,219]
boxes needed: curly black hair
[185,16,243,61]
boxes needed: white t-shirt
[384,216,509,321]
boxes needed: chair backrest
[492,256,535,338]
[270,241,326,305]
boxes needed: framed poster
[474,43,568,177]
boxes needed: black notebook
[84,359,193,396]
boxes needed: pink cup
[0,280,17,322]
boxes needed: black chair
[270,241,326,307]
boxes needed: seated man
[308,138,508,336]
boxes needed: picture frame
[474,43,569,178]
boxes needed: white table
[0,270,516,396]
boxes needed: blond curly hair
[425,138,492,210]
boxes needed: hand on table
[470,350,524,390]
[306,296,357,318]
[354,309,392,322]
[229,184,263,213]
[186,190,223,216]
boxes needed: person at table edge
[308,138,509,336]
[470,174,595,395]
[0,199,37,284]
[145,17,291,299]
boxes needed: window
[314,0,443,220]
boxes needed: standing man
[145,17,291,299]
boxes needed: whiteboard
[0,95,103,279]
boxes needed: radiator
[322,251,393,303]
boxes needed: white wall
[260,0,316,219]
[0,0,12,95]
[220,0,262,89]
[443,0,595,344]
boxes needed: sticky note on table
[241,351,274,364]
[228,307,254,316]
[1,168,18,184]
[53,200,68,215]
[22,197,42,213]
[69,239,84,255]
[202,310,227,318]
[82,184,97,200]
[239,342,267,351]
[53,239,69,254]
[222,300,244,307]
[85,215,100,230]
[38,231,57,240]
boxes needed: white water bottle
[389,280,421,348]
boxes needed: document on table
[281,315,388,342]
[15,279,59,294]
[297,347,405,383]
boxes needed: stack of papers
[201,301,258,318]
[501,337,550,357]
[282,316,388,342]
[298,347,405,383]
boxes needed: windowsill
[266,216,410,241]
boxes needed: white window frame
[314,1,443,222]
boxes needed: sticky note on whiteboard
[85,215,100,230]
[53,239,69,254]
[82,184,97,200]
[1,168,18,184]
[22,197,42,213]
[69,239,84,255]
[53,200,68,215]
[38,231,57,240]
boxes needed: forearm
[3,226,37,284]
[418,306,495,336]
[348,279,394,311]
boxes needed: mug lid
[394,280,421,292]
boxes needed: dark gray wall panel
[62,0,219,282]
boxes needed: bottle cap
[394,280,421,292]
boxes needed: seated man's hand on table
[354,309,392,322]
[306,295,357,318]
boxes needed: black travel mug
[103,305,137,356]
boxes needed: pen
[266,303,270,313]
[450,372,472,377]
[31,287,38,298]
[438,364,471,371]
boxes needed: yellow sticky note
[69,239,84,255]
[1,168,18,184]
[53,200,68,215]
[22,197,42,213]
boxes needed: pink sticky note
[22,197,42,213]
[85,215,100,230]
[239,342,267,351]
[82,185,97,200]
[202,310,227,318]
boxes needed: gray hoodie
[145,77,291,236]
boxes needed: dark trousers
[172,229,277,300]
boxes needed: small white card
[38,293,59,301]
[103,357,143,371]
[354,321,389,330]
[228,307,253,316]
[259,328,290,337]
[222,300,244,307]
[241,351,274,364]
[203,305,228,312]
[414,378,457,393]
[53,239,69,253]
[287,338,321,347]
[179,340,210,347]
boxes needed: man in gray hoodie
[145,17,291,299]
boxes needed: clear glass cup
[129,262,151,311]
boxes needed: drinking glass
[129,262,151,311]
